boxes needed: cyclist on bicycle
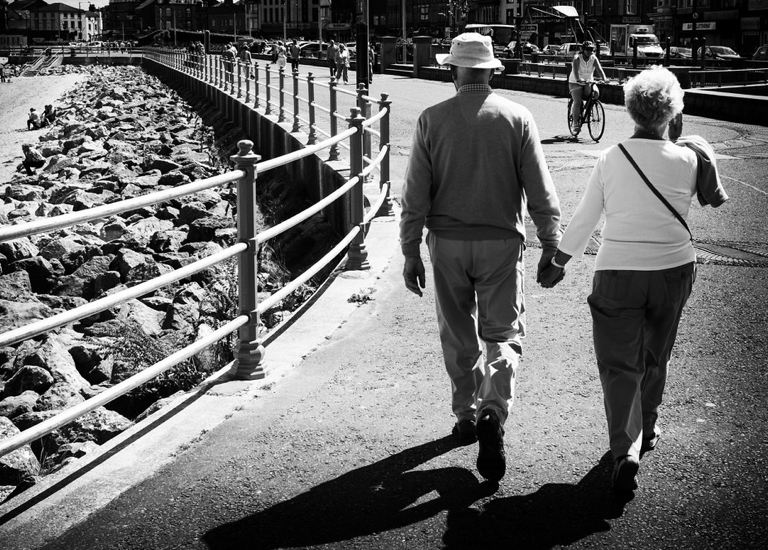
[569,41,607,134]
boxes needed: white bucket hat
[435,33,504,70]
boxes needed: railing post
[237,59,242,98]
[376,93,394,217]
[345,107,369,271]
[292,70,300,132]
[328,78,340,160]
[357,83,372,178]
[254,62,260,108]
[265,68,272,115]
[307,73,317,144]
[245,61,251,103]
[230,140,265,380]
[278,67,286,122]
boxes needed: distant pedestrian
[539,66,728,494]
[240,44,253,80]
[276,41,287,70]
[335,43,349,84]
[400,33,562,483]
[326,40,338,78]
[368,43,376,84]
[289,39,300,73]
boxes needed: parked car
[558,42,583,60]
[540,44,561,56]
[503,41,539,57]
[299,41,329,58]
[665,46,692,59]
[697,45,743,61]
[598,44,611,57]
[344,42,357,60]
[753,45,768,60]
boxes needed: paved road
[1,72,767,549]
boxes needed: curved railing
[0,50,392,460]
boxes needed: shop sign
[683,22,716,31]
[623,17,641,24]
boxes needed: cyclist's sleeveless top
[569,55,596,84]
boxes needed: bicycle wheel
[587,100,606,141]
[567,98,578,136]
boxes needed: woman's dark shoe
[612,455,639,493]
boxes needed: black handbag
[617,143,693,241]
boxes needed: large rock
[2,365,54,398]
[0,390,40,418]
[0,417,40,486]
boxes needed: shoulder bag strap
[617,143,693,240]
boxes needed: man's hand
[536,249,556,283]
[538,263,565,288]
[403,256,426,297]
[537,250,565,289]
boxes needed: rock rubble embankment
[0,65,339,501]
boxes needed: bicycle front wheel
[566,98,578,136]
[587,101,606,141]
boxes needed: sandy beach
[0,73,87,183]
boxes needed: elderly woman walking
[539,66,728,494]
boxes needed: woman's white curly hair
[623,65,685,130]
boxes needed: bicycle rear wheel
[567,98,578,136]
[587,100,606,141]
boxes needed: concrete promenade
[1,71,767,549]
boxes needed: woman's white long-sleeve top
[559,138,698,271]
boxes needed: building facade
[0,0,103,43]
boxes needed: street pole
[283,0,287,41]
[401,0,406,63]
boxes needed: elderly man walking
[400,33,562,483]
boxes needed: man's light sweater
[399,85,561,257]
[559,138,701,271]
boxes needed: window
[625,0,637,15]
[419,5,428,22]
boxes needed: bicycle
[567,80,606,141]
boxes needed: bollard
[345,108,370,271]
[307,73,317,144]
[376,93,394,217]
[230,140,265,380]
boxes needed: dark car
[753,45,768,60]
[697,45,743,61]
[665,46,692,59]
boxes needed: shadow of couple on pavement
[202,439,630,549]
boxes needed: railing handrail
[0,50,393,462]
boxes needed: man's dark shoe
[641,428,661,454]
[612,455,639,493]
[476,409,506,482]
[452,419,477,445]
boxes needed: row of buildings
[1,1,766,57]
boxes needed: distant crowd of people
[0,64,19,82]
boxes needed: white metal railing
[0,51,393,460]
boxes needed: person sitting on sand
[41,104,57,127]
[27,108,41,130]
[21,144,46,175]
